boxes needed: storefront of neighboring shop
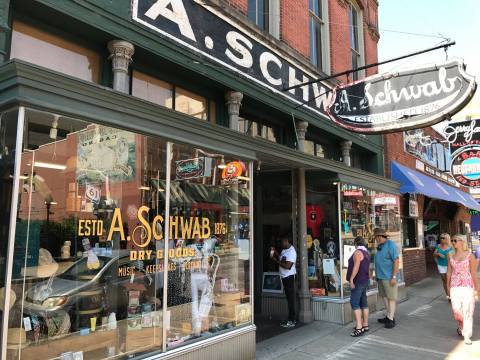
[0,1,401,359]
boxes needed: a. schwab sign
[327,60,476,133]
[132,0,332,116]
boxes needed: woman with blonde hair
[446,234,478,345]
[433,233,453,299]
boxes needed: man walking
[374,228,400,329]
[271,236,297,328]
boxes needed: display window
[10,20,102,83]
[0,110,20,346]
[3,108,252,359]
[340,184,403,296]
[305,184,340,298]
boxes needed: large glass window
[348,3,363,80]
[309,0,329,73]
[238,118,279,143]
[165,144,252,348]
[10,20,101,83]
[0,109,19,348]
[340,184,403,296]
[131,71,216,123]
[4,108,252,359]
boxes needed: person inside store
[270,235,297,328]
[346,236,371,337]
[433,233,453,300]
[374,228,400,329]
[446,234,478,345]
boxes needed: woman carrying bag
[346,236,371,337]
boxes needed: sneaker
[377,316,388,324]
[465,337,472,345]
[385,318,396,329]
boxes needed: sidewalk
[256,276,480,360]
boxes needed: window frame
[348,1,365,80]
[309,0,330,74]
[248,0,280,38]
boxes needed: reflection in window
[167,145,252,348]
[238,118,278,143]
[175,87,208,120]
[305,140,326,158]
[8,109,166,359]
[131,70,173,109]
[5,108,252,359]
[340,184,403,296]
[131,71,215,122]
[309,0,329,72]
[10,20,101,83]
[348,2,363,80]
[0,109,19,343]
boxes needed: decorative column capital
[225,91,243,115]
[340,140,353,151]
[225,91,243,131]
[340,140,353,166]
[296,120,309,142]
[107,40,135,74]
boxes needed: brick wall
[222,0,248,15]
[219,0,380,82]
[280,0,309,58]
[402,249,427,285]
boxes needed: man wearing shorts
[374,228,400,329]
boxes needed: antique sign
[327,59,476,133]
[443,118,480,153]
[175,157,212,180]
[450,146,480,187]
[132,0,332,116]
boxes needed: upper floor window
[309,0,330,74]
[238,118,279,143]
[348,2,365,80]
[248,0,280,38]
[132,70,216,123]
[10,20,101,83]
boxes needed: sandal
[457,328,463,337]
[362,326,369,332]
[350,328,364,337]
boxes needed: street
[257,276,480,360]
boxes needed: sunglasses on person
[452,239,462,243]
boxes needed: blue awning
[391,161,480,211]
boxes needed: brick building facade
[384,128,472,285]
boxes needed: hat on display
[373,228,388,237]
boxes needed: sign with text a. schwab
[327,60,476,134]
[132,0,332,116]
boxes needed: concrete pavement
[256,276,480,360]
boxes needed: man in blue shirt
[374,228,400,329]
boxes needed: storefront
[0,1,400,359]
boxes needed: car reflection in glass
[23,250,156,331]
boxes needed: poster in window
[76,125,136,184]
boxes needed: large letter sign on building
[132,0,334,116]
[327,60,476,134]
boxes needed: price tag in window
[23,317,32,332]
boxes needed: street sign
[327,59,476,133]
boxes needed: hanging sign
[175,157,212,180]
[221,161,246,184]
[327,59,476,133]
[132,0,333,116]
[450,146,480,187]
[443,118,480,153]
[409,200,419,218]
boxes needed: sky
[378,0,480,131]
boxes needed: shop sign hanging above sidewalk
[444,118,480,187]
[327,60,476,133]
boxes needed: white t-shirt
[279,245,297,278]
